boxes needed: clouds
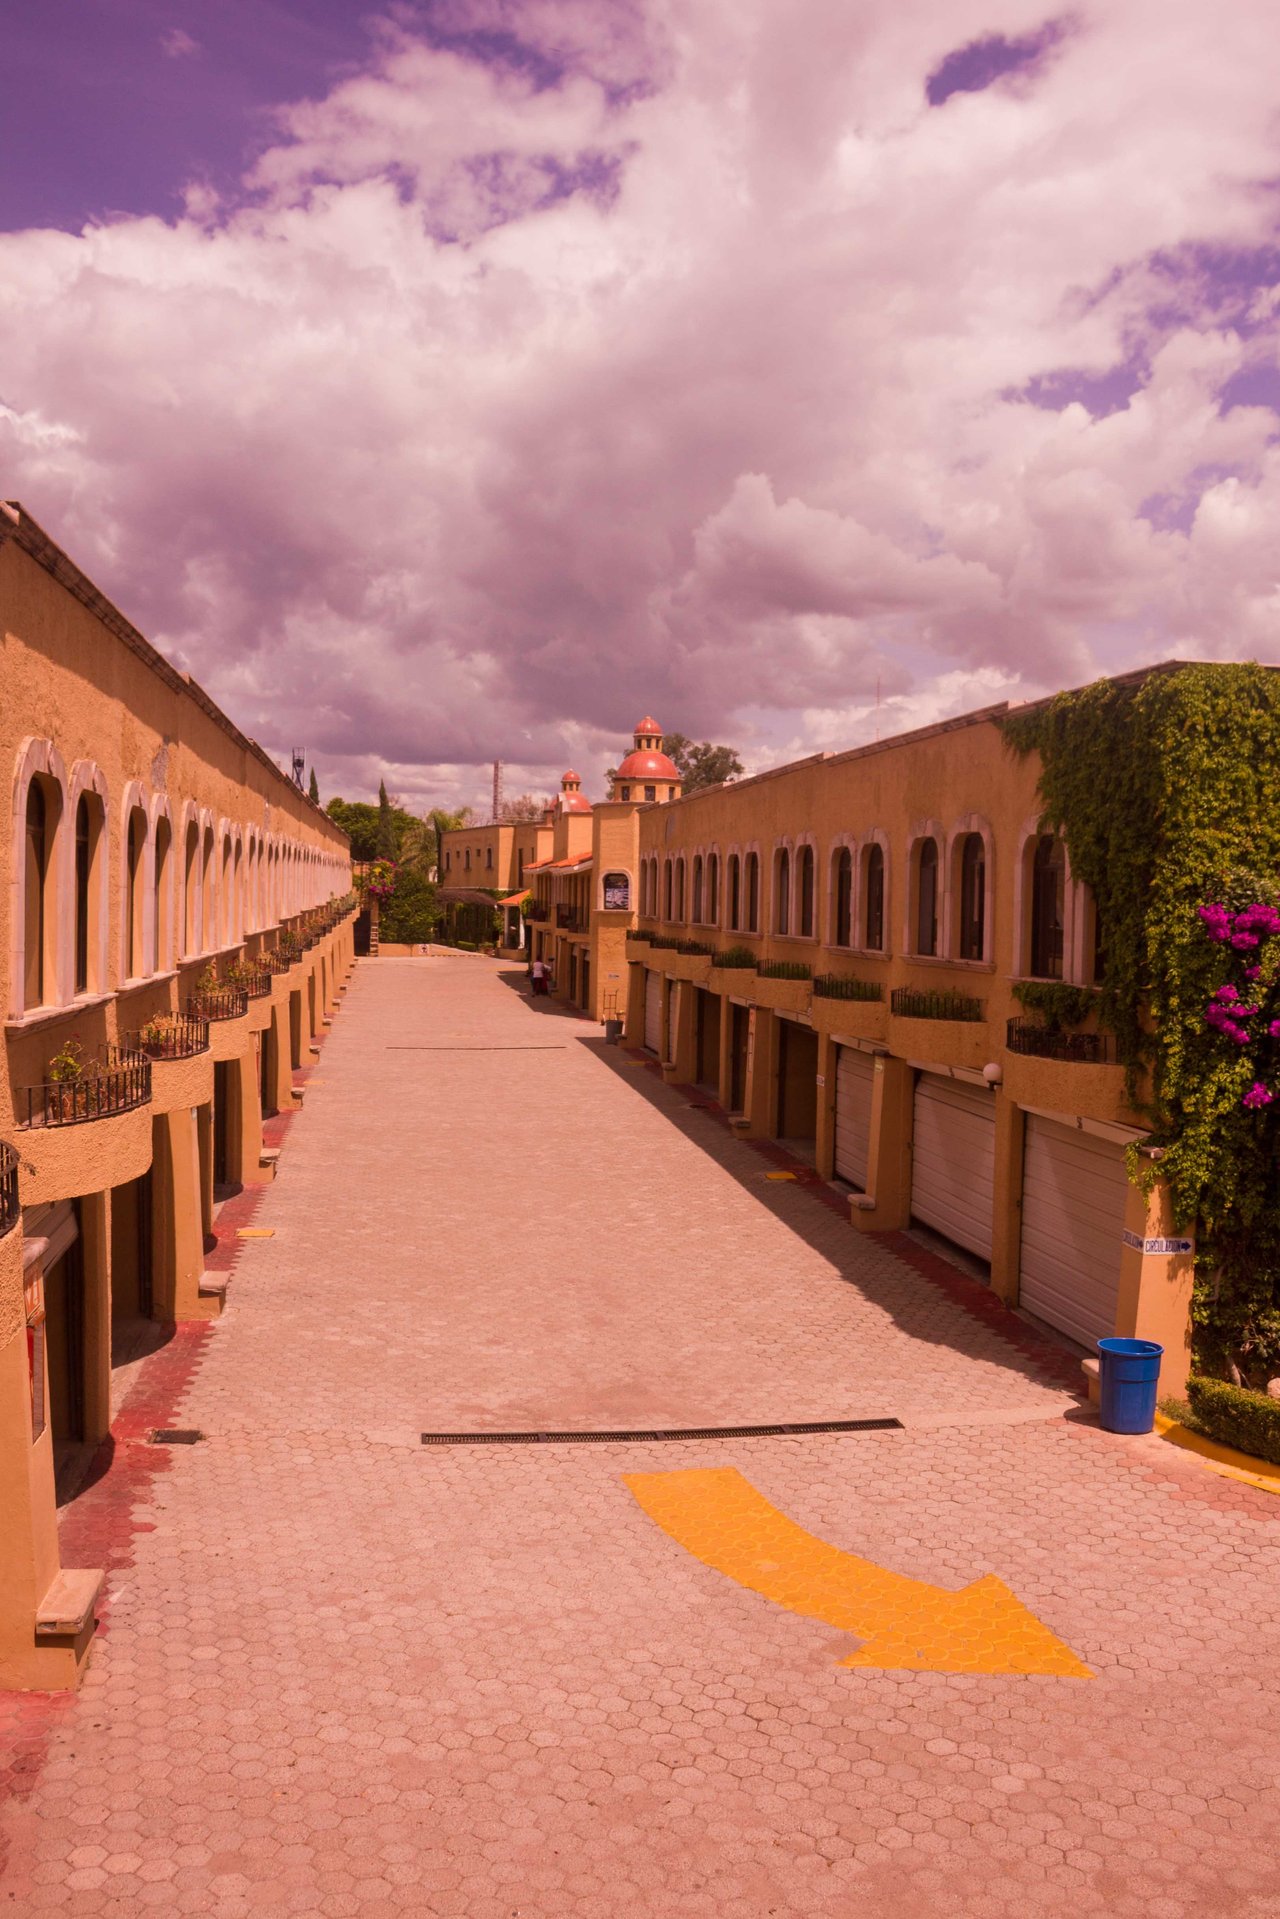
[0,0,1278,811]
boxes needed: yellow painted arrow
[624,1466,1092,1678]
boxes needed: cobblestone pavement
[3,957,1280,1918]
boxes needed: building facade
[0,505,355,1689]
[623,688,1197,1396]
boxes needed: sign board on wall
[603,872,630,911]
[1121,1230,1195,1256]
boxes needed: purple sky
[2,0,1278,813]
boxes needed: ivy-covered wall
[1004,663,1280,1385]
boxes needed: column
[850,1053,913,1231]
[988,1091,1026,1305]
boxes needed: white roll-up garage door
[644,970,662,1053]
[1019,1114,1129,1349]
[834,1046,875,1190]
[911,1073,996,1260]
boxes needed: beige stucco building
[622,688,1198,1400]
[0,504,355,1689]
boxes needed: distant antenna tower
[492,758,504,823]
[291,748,306,790]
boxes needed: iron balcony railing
[813,974,883,1002]
[526,903,550,922]
[126,1014,211,1061]
[185,985,249,1023]
[676,939,716,957]
[262,949,294,975]
[19,1048,152,1130]
[0,1141,19,1238]
[891,986,984,1022]
[760,961,812,981]
[1006,1017,1115,1063]
[239,968,272,1000]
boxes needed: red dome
[560,793,592,812]
[616,749,679,781]
[635,716,662,736]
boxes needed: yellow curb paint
[236,1228,276,1239]
[625,1466,1093,1678]
[1153,1414,1280,1496]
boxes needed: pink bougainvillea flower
[1243,1082,1274,1109]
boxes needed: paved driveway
[3,958,1279,1918]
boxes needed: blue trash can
[1097,1337,1163,1434]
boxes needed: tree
[308,767,319,804]
[500,794,545,822]
[377,868,439,944]
[661,734,744,793]
[376,780,398,859]
[326,796,419,861]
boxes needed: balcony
[556,908,587,933]
[814,974,882,1002]
[127,1014,210,1061]
[0,1141,18,1238]
[1006,1017,1115,1063]
[526,903,550,923]
[891,986,984,1022]
[17,1047,152,1130]
[185,986,250,1023]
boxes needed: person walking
[531,957,547,997]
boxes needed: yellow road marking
[1154,1413,1280,1496]
[236,1228,275,1239]
[625,1466,1092,1678]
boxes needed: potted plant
[48,1035,85,1121]
[139,1015,173,1058]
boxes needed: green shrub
[760,961,811,981]
[712,946,759,969]
[1186,1375,1280,1465]
[456,939,476,951]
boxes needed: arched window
[915,839,939,956]
[663,859,673,919]
[202,826,215,945]
[727,855,741,930]
[153,816,172,972]
[74,795,93,994]
[864,844,885,951]
[707,854,719,925]
[692,856,704,923]
[183,822,200,955]
[775,848,791,935]
[746,852,760,932]
[126,807,148,978]
[798,845,815,938]
[1030,836,1065,979]
[220,834,233,944]
[24,781,50,1008]
[833,847,853,947]
[674,858,686,921]
[958,833,986,961]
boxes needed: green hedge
[1186,1376,1280,1465]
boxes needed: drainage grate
[420,1418,902,1447]
[385,1045,568,1052]
[149,1429,204,1445]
